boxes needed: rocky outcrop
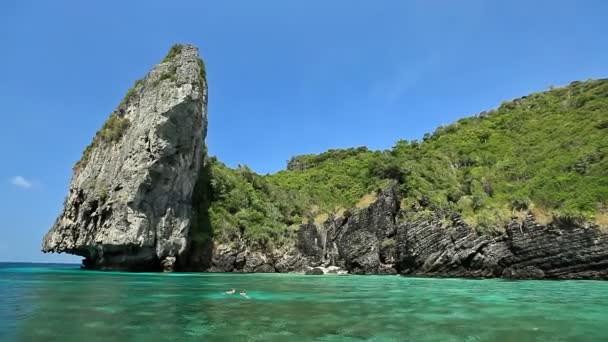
[500,215,608,279]
[42,44,208,271]
[203,182,608,279]
[201,184,401,275]
[391,211,608,279]
[395,213,503,277]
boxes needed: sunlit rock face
[42,44,208,271]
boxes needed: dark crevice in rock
[180,158,214,271]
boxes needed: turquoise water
[1,263,608,341]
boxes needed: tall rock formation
[42,44,208,271]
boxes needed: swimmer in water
[224,288,236,294]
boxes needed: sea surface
[1,263,608,341]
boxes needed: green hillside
[202,79,608,250]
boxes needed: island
[43,44,608,279]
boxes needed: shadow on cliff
[181,157,214,271]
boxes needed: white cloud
[11,176,33,189]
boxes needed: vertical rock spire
[42,44,208,271]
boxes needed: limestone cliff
[42,44,208,271]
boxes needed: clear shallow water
[1,263,608,341]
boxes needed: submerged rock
[42,44,208,271]
[305,267,325,275]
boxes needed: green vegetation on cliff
[163,44,183,62]
[201,78,608,247]
[204,158,306,250]
[74,113,131,170]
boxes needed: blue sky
[1,0,607,263]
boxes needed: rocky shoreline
[190,183,608,279]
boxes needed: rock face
[206,182,608,279]
[393,210,608,279]
[42,44,208,271]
